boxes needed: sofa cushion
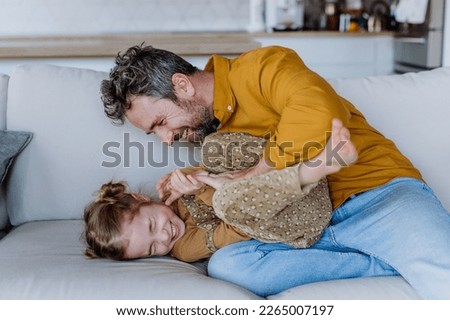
[328,67,450,211]
[0,220,260,299]
[0,129,33,230]
[0,130,32,184]
[6,64,199,225]
[268,276,420,300]
[0,73,9,229]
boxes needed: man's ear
[172,73,195,98]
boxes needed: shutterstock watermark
[101,133,200,168]
[101,132,351,169]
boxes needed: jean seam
[328,232,400,275]
[327,225,346,248]
[331,207,398,268]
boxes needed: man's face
[126,95,215,145]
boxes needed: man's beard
[177,99,219,144]
[189,109,219,143]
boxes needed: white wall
[0,0,249,36]
[0,0,448,67]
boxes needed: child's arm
[210,166,332,248]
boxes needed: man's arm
[258,47,351,169]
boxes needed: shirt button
[227,105,232,111]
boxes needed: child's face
[120,202,185,259]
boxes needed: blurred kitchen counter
[0,31,394,58]
[0,32,260,58]
[251,31,394,38]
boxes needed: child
[84,119,357,262]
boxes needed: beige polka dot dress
[200,131,333,248]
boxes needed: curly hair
[83,181,151,260]
[100,44,199,124]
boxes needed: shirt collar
[205,55,236,127]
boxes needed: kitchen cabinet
[254,32,395,78]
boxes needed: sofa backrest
[0,73,9,228]
[6,64,199,226]
[5,64,450,226]
[328,67,450,211]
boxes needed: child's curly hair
[83,181,151,260]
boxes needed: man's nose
[154,128,174,146]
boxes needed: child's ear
[172,73,195,98]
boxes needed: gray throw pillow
[0,130,33,184]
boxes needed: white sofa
[0,63,449,300]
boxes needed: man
[101,44,450,299]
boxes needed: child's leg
[298,118,358,186]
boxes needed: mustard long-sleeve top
[170,187,250,263]
[204,46,422,209]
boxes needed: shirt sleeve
[259,47,351,169]
[170,193,249,263]
[170,201,212,262]
[170,225,212,263]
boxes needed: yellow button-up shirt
[205,46,422,208]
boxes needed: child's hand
[169,169,206,195]
[158,170,208,206]
[156,172,183,205]
[156,173,171,200]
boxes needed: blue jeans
[207,178,450,299]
